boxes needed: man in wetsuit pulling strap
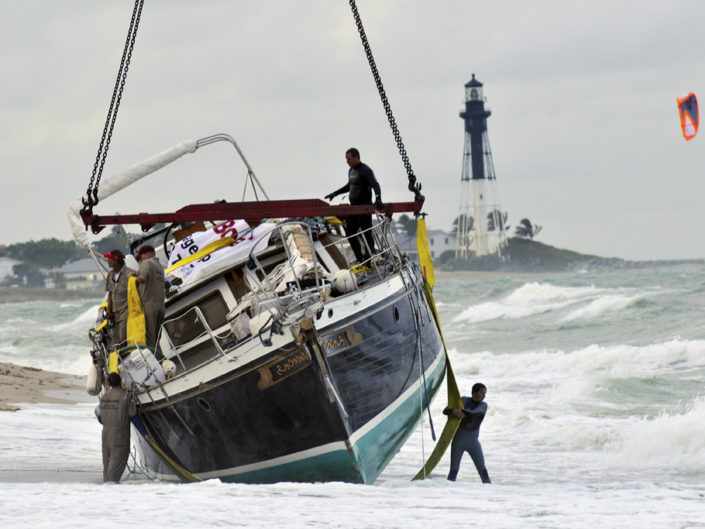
[444,382,491,483]
[325,148,383,264]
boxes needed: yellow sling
[411,218,462,480]
[126,275,146,347]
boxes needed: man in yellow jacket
[135,245,165,348]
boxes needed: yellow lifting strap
[165,236,235,274]
[96,301,109,332]
[416,217,435,289]
[142,433,200,483]
[108,351,119,374]
[412,219,462,480]
[126,276,146,347]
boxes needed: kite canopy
[677,92,699,141]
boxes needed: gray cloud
[2,1,705,259]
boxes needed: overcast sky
[2,1,705,260]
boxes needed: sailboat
[68,1,447,484]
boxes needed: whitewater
[1,266,704,528]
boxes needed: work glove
[374,198,384,210]
[325,193,335,201]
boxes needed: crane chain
[348,0,422,202]
[82,0,145,215]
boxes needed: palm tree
[397,214,417,239]
[452,214,473,232]
[514,218,542,240]
[486,210,509,232]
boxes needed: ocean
[1,266,704,528]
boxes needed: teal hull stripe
[209,350,446,484]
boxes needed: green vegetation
[1,238,84,268]
[514,218,542,240]
[0,227,131,289]
[397,214,417,239]
[438,237,600,272]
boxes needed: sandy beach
[0,362,84,412]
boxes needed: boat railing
[153,216,410,377]
[316,215,405,281]
[242,220,327,325]
[157,304,231,373]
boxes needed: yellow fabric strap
[108,351,119,374]
[165,236,235,274]
[96,301,109,332]
[126,276,146,347]
[416,218,435,289]
[411,279,462,480]
[143,434,200,483]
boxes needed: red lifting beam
[80,198,424,234]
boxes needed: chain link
[83,0,145,212]
[348,0,422,199]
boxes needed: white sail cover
[167,221,276,287]
[67,140,198,249]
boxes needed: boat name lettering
[321,333,351,355]
[271,350,310,381]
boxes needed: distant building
[390,221,456,262]
[427,229,457,260]
[0,257,21,284]
[55,258,104,290]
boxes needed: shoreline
[0,287,103,304]
[0,362,86,412]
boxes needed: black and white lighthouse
[455,74,507,258]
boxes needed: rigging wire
[82,0,145,215]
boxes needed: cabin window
[164,292,229,346]
[226,268,249,300]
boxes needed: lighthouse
[455,74,507,258]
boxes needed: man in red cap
[135,245,165,348]
[104,249,135,348]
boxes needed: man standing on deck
[104,249,135,349]
[325,147,384,263]
[444,382,491,483]
[99,372,135,483]
[135,245,165,348]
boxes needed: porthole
[328,308,334,318]
[393,305,400,323]
[197,397,212,412]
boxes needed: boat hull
[131,270,445,484]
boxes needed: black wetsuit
[327,162,382,263]
[443,396,491,483]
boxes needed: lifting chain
[82,0,145,215]
[348,0,423,204]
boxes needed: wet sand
[0,362,85,412]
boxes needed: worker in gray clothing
[135,244,165,348]
[103,249,135,348]
[443,382,491,483]
[99,372,135,483]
